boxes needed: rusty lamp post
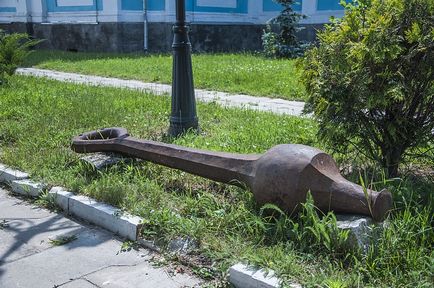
[168,0,199,137]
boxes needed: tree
[302,0,434,177]
[262,0,305,58]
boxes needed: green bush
[262,0,306,58]
[0,30,40,84]
[302,0,434,177]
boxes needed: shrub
[262,0,306,58]
[302,0,434,177]
[0,30,40,84]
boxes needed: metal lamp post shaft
[169,0,199,137]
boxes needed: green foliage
[262,0,306,58]
[302,0,434,177]
[49,235,77,246]
[259,194,351,256]
[0,30,40,84]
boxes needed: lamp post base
[168,117,199,137]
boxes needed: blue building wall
[0,0,349,18]
[0,0,351,53]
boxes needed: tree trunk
[382,146,403,178]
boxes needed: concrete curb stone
[49,186,75,211]
[48,187,142,241]
[0,164,29,184]
[228,263,302,288]
[10,179,46,197]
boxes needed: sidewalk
[0,188,201,288]
[16,68,307,117]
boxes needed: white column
[302,0,316,16]
[248,0,263,24]
[99,0,120,22]
[14,0,28,22]
[165,0,176,22]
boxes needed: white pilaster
[99,0,120,22]
[13,0,28,22]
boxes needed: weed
[0,219,9,229]
[35,191,59,212]
[49,235,77,246]
[118,240,141,254]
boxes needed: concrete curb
[0,164,143,241]
[49,187,143,241]
[229,263,301,288]
[10,179,47,197]
[0,164,29,184]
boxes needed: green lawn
[0,76,432,287]
[25,50,307,101]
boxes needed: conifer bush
[262,0,305,58]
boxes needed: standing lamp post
[168,0,199,137]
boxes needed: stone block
[229,263,301,288]
[10,179,46,197]
[67,194,143,241]
[336,214,378,252]
[0,164,29,184]
[49,187,74,212]
[48,187,143,241]
[167,237,198,254]
[80,152,132,170]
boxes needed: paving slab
[0,188,202,288]
[60,279,98,288]
[85,261,201,288]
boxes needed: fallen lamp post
[72,127,393,221]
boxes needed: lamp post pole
[168,0,199,137]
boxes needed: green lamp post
[168,0,199,137]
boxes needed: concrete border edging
[229,263,302,288]
[0,164,29,184]
[0,164,143,242]
[48,186,143,241]
[10,179,46,197]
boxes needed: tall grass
[24,50,307,101]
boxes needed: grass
[0,76,432,287]
[49,235,77,246]
[24,50,307,101]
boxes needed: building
[0,1,348,52]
